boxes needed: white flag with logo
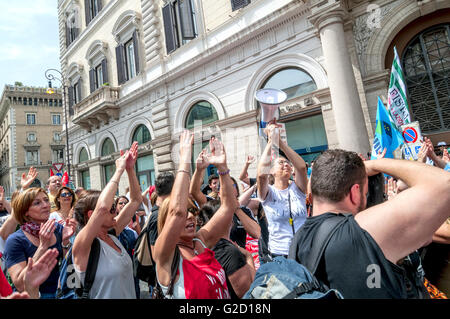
[387,47,411,128]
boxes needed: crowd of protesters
[0,121,449,299]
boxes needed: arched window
[185,101,219,129]
[132,125,151,144]
[402,24,450,133]
[79,147,89,163]
[262,67,317,100]
[101,138,115,156]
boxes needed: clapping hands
[116,141,139,171]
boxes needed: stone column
[309,3,370,154]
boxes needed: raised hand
[417,141,427,163]
[62,218,76,243]
[179,130,194,163]
[116,141,139,171]
[196,149,210,170]
[376,148,387,160]
[24,248,59,298]
[387,177,397,200]
[21,166,38,190]
[205,137,227,170]
[246,155,255,165]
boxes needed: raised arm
[20,167,38,191]
[189,149,209,208]
[278,138,308,194]
[154,131,193,272]
[73,146,135,272]
[356,158,450,264]
[239,155,255,186]
[114,142,142,235]
[197,138,239,248]
[257,138,273,202]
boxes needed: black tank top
[292,213,415,298]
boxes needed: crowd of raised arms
[0,121,449,299]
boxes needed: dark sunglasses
[118,201,128,205]
[60,192,73,198]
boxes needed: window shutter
[89,68,95,93]
[85,0,91,26]
[76,79,82,104]
[231,0,251,12]
[116,45,126,85]
[162,3,178,54]
[65,24,71,47]
[132,30,140,75]
[178,0,196,40]
[101,59,109,85]
[68,86,74,108]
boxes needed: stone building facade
[0,85,63,196]
[58,0,450,192]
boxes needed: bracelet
[217,169,230,176]
[177,169,191,175]
[62,242,71,249]
[110,180,119,185]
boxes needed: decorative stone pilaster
[308,0,370,154]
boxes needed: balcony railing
[72,86,120,132]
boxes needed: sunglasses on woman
[60,193,73,198]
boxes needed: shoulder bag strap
[303,214,349,275]
[80,238,101,299]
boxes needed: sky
[0,0,60,89]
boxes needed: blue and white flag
[371,97,405,160]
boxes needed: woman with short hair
[4,187,75,298]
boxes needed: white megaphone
[255,88,287,125]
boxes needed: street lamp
[45,69,71,182]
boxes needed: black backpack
[132,207,157,285]
[244,215,346,299]
[56,238,101,299]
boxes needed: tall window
[162,0,197,54]
[26,114,36,125]
[101,138,115,156]
[52,149,64,163]
[262,68,317,100]
[185,101,219,130]
[231,0,251,11]
[26,150,39,165]
[79,147,89,163]
[132,125,151,144]
[52,114,61,125]
[402,24,450,134]
[116,31,140,85]
[79,147,91,189]
[125,39,137,80]
[85,0,102,26]
[262,68,325,164]
[89,59,108,93]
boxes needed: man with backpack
[289,149,450,298]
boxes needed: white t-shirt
[260,182,307,256]
[74,235,136,299]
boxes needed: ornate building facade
[0,85,63,196]
[58,0,450,191]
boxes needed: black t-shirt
[291,213,412,299]
[230,206,257,248]
[212,238,247,299]
[148,206,159,246]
